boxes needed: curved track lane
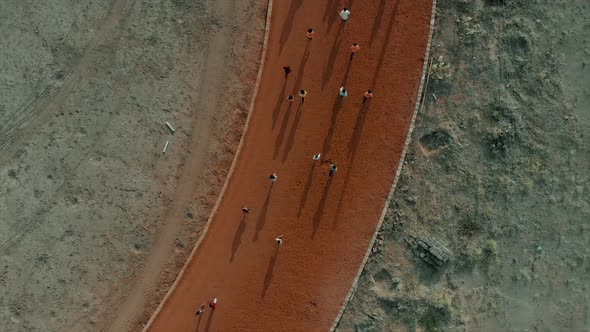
[146,0,432,330]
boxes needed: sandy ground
[145,0,432,331]
[337,0,590,331]
[0,0,265,331]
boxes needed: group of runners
[194,5,372,319]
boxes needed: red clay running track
[145,0,432,331]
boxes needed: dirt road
[0,1,265,331]
[146,0,432,330]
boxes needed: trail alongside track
[145,0,432,330]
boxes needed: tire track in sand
[0,0,136,164]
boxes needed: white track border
[141,0,274,330]
[329,0,438,330]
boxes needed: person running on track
[275,235,283,246]
[209,298,218,310]
[283,66,291,78]
[350,43,360,61]
[242,206,250,214]
[287,94,294,103]
[339,7,350,23]
[195,305,205,316]
[339,87,348,98]
[299,89,308,104]
[306,28,315,41]
[329,164,338,177]
[313,153,321,161]
[363,89,373,104]
[270,173,278,183]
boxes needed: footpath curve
[330,0,438,330]
[145,0,433,331]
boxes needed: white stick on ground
[165,122,175,134]
[163,141,169,154]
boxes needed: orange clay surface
[147,0,432,331]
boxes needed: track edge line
[329,1,438,330]
[140,0,274,330]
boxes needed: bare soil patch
[0,0,265,331]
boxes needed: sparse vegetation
[430,56,452,81]
[339,0,590,330]
[483,239,498,258]
[457,16,485,44]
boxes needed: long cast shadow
[274,102,293,158]
[322,95,343,155]
[272,80,288,129]
[341,60,353,87]
[323,0,338,30]
[332,172,350,227]
[372,0,401,88]
[262,246,280,298]
[323,0,337,21]
[230,213,247,262]
[333,165,352,227]
[297,161,317,217]
[348,104,369,161]
[321,32,343,88]
[282,43,310,158]
[293,46,310,98]
[369,0,387,46]
[204,308,215,332]
[312,176,333,239]
[279,0,303,54]
[194,314,203,332]
[253,186,273,241]
[282,102,303,162]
